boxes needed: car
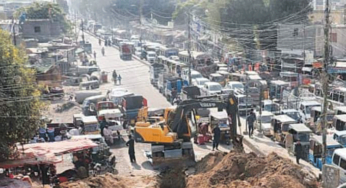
[181,69,204,84]
[225,81,244,94]
[108,88,134,105]
[192,78,210,89]
[147,51,157,64]
[201,82,223,96]
[135,47,143,57]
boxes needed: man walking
[118,74,122,85]
[126,135,136,163]
[112,70,117,85]
[246,109,256,138]
[212,124,221,151]
[99,117,108,137]
[295,139,303,164]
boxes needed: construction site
[55,150,319,188]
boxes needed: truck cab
[299,101,321,123]
[164,77,188,102]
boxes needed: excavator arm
[167,98,226,138]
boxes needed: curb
[242,137,265,157]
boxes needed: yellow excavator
[134,98,226,169]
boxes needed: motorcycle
[89,155,116,176]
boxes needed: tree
[14,2,71,33]
[0,30,45,162]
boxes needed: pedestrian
[126,135,136,163]
[246,109,256,138]
[212,124,221,151]
[295,139,303,164]
[112,70,117,85]
[118,74,122,85]
[93,51,96,59]
[101,47,105,56]
[99,116,108,137]
[99,38,101,46]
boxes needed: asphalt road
[82,33,239,176]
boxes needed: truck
[163,76,188,103]
[120,43,132,60]
[150,63,165,87]
[121,95,148,125]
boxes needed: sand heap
[187,152,319,188]
[60,173,158,188]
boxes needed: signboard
[322,164,340,188]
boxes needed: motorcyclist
[101,47,105,56]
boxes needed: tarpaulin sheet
[0,138,97,168]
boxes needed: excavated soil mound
[186,152,319,188]
[60,173,158,188]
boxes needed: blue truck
[163,77,188,104]
[121,95,147,126]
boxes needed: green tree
[0,30,45,162]
[14,2,71,33]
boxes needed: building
[22,19,63,42]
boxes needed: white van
[332,148,346,184]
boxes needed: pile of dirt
[157,167,186,188]
[186,152,319,188]
[60,173,158,188]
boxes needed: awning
[0,138,97,168]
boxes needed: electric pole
[140,0,143,52]
[321,0,330,165]
[188,13,192,85]
[12,18,17,46]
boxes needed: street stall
[0,139,97,186]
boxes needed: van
[332,148,346,184]
[75,90,102,104]
[82,95,107,116]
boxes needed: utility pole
[140,0,143,52]
[188,13,192,85]
[321,0,330,165]
[81,20,85,44]
[12,18,17,46]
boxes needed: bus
[178,51,215,77]
[159,46,179,58]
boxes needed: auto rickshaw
[269,80,289,101]
[309,106,334,134]
[217,71,231,83]
[81,116,100,135]
[209,73,226,87]
[271,115,296,144]
[309,135,342,170]
[209,110,230,145]
[333,130,346,147]
[230,73,246,84]
[333,114,346,131]
[287,123,312,160]
[73,113,84,127]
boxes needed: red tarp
[0,138,97,169]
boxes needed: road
[82,33,238,176]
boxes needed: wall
[315,25,346,58]
[22,19,62,42]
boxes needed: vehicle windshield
[212,76,223,82]
[306,105,321,115]
[338,135,346,146]
[297,133,310,142]
[264,104,280,112]
[209,85,222,91]
[198,80,208,86]
[285,112,300,121]
[260,115,272,123]
[282,124,289,132]
[232,84,244,89]
[192,74,203,79]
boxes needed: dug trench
[57,151,320,188]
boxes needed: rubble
[186,152,320,188]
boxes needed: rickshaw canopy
[289,123,312,133]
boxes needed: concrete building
[22,19,63,42]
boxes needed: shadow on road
[132,162,142,170]
[141,161,154,171]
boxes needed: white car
[108,88,134,105]
[225,81,244,94]
[192,78,210,89]
[135,47,143,57]
[201,82,223,96]
[147,51,157,64]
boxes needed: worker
[126,135,136,163]
[118,74,122,85]
[246,109,256,138]
[295,139,303,164]
[212,124,221,151]
[99,117,108,137]
[103,125,114,145]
